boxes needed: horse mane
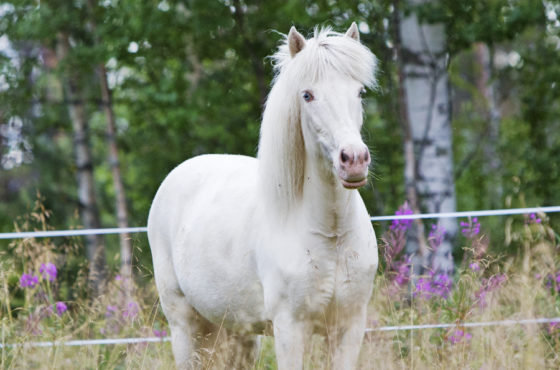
[257,27,377,217]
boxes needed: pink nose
[340,146,370,173]
[338,145,370,188]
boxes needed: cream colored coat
[148,23,378,370]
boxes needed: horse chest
[296,237,371,314]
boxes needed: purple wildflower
[447,329,472,344]
[547,322,560,335]
[383,203,414,271]
[20,273,39,288]
[390,202,414,232]
[414,270,452,300]
[105,305,118,317]
[527,213,542,224]
[414,277,433,299]
[153,329,168,338]
[39,262,57,282]
[123,301,139,319]
[393,256,411,287]
[55,301,67,315]
[431,273,452,298]
[469,262,481,272]
[460,217,481,238]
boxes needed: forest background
[1,0,559,293]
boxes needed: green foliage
[0,1,559,271]
[412,0,547,53]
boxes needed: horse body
[148,23,378,369]
[149,155,265,329]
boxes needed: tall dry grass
[1,201,559,369]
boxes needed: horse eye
[359,88,367,98]
[302,91,314,102]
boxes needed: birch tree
[86,0,133,289]
[56,33,107,295]
[399,0,457,273]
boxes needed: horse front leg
[273,311,311,370]
[329,308,367,370]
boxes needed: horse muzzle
[336,144,370,189]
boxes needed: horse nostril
[340,150,350,164]
[364,150,370,163]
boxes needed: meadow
[1,202,559,369]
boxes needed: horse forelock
[270,27,378,89]
[258,27,377,217]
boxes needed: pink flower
[414,271,452,300]
[390,202,414,231]
[122,302,139,319]
[20,273,39,288]
[39,262,57,282]
[153,329,167,338]
[469,262,480,271]
[461,217,480,238]
[105,305,118,317]
[55,301,67,315]
[547,322,560,335]
[528,213,542,224]
[447,329,472,344]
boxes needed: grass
[1,204,559,369]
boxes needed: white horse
[147,23,378,369]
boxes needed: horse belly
[175,225,266,331]
[150,155,267,331]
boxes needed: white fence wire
[1,205,559,240]
[2,317,560,348]
[1,205,559,348]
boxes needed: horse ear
[288,26,306,57]
[345,22,360,42]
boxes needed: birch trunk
[56,33,107,295]
[399,0,457,274]
[393,0,429,274]
[475,43,502,207]
[86,0,133,287]
[98,64,133,284]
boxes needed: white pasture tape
[0,336,170,348]
[1,206,559,240]
[368,317,560,332]
[2,317,559,348]
[369,205,560,222]
[0,227,148,239]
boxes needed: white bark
[399,0,457,273]
[475,43,502,206]
[56,33,107,295]
[86,0,133,290]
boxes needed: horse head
[285,23,376,189]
